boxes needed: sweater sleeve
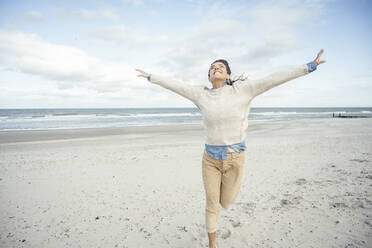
[149,73,204,104]
[237,64,310,98]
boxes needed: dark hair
[208,59,247,85]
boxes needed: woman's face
[208,62,230,83]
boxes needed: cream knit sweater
[150,64,310,145]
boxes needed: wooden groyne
[332,112,372,118]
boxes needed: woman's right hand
[135,69,149,79]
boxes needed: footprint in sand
[275,194,304,210]
[273,200,294,211]
[280,199,291,206]
[236,202,256,216]
[218,228,231,239]
[364,220,372,227]
[350,158,369,163]
[177,226,188,232]
[335,168,352,176]
[360,169,369,175]
[330,202,348,208]
[295,178,307,185]
[283,194,303,205]
[321,163,336,172]
[229,219,241,228]
[139,227,152,239]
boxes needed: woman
[136,49,326,248]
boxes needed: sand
[0,118,371,248]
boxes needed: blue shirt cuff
[147,74,152,82]
[307,61,317,73]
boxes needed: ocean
[0,107,371,131]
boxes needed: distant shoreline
[1,107,371,132]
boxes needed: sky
[0,0,371,108]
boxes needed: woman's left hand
[135,69,149,78]
[314,49,326,66]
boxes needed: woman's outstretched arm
[238,49,326,99]
[136,69,204,104]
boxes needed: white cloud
[57,7,120,21]
[122,0,144,6]
[23,11,44,21]
[0,30,141,94]
[101,7,121,21]
[92,24,170,47]
[151,0,327,83]
[87,0,326,87]
[4,0,364,108]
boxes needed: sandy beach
[0,118,371,248]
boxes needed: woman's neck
[212,79,227,89]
